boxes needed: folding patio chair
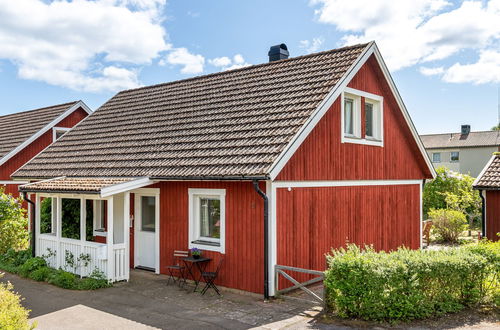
[201,257,224,295]
[166,250,188,286]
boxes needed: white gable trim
[268,42,436,180]
[100,177,156,197]
[0,101,92,167]
[473,154,496,187]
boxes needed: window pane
[141,196,156,232]
[61,198,80,239]
[199,198,220,239]
[344,98,354,135]
[365,103,374,137]
[40,197,54,234]
[451,152,459,162]
[432,153,441,162]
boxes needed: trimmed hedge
[0,249,111,291]
[325,241,499,321]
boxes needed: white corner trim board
[267,42,436,180]
[0,101,92,167]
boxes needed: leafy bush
[18,257,47,278]
[28,266,53,282]
[48,269,77,289]
[0,189,29,254]
[0,273,34,330]
[324,244,495,321]
[429,209,468,243]
[423,167,481,231]
[0,249,31,268]
[78,269,110,290]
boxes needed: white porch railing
[38,234,109,279]
[113,243,127,281]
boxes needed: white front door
[134,192,159,271]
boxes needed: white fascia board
[100,177,156,197]
[370,44,436,178]
[0,101,92,167]
[20,176,66,187]
[268,42,376,180]
[0,180,28,184]
[473,154,496,187]
[272,179,422,188]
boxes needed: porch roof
[19,177,134,194]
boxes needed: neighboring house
[420,126,500,177]
[0,101,91,197]
[14,42,435,298]
[473,155,500,241]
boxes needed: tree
[492,124,500,131]
[423,167,481,235]
[0,188,29,254]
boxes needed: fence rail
[275,265,325,304]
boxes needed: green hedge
[324,241,499,321]
[0,249,111,291]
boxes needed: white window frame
[188,188,226,253]
[93,200,107,237]
[450,151,460,162]
[432,152,441,163]
[52,127,71,142]
[341,87,384,147]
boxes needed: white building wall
[427,146,498,177]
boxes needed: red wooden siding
[485,191,500,241]
[0,107,88,197]
[276,55,432,181]
[144,181,265,294]
[276,184,420,285]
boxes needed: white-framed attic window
[341,87,384,147]
[188,188,226,253]
[52,127,71,142]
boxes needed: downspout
[252,180,269,300]
[479,190,486,238]
[23,192,36,258]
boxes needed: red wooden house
[0,101,91,197]
[14,42,434,298]
[473,154,500,241]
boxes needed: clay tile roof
[19,177,133,194]
[13,43,369,179]
[0,101,79,159]
[420,131,500,149]
[474,155,500,189]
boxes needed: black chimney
[268,44,289,62]
[461,125,471,135]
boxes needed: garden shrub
[0,273,34,330]
[18,257,47,278]
[324,244,494,322]
[78,269,110,290]
[429,208,468,243]
[0,190,29,254]
[28,266,53,282]
[48,269,77,289]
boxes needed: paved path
[2,270,320,330]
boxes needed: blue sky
[0,0,499,134]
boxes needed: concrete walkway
[2,270,321,330]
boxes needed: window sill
[93,230,107,237]
[342,136,383,147]
[189,239,224,253]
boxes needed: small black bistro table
[181,256,212,292]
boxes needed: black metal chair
[167,250,188,286]
[200,257,224,295]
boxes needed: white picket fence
[37,234,127,281]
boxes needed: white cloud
[163,47,205,74]
[312,0,500,84]
[208,54,250,71]
[443,50,500,84]
[0,0,170,92]
[209,56,232,67]
[299,37,325,54]
[419,66,444,76]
